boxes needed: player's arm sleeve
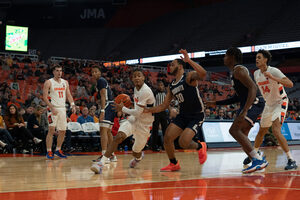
[216,94,239,105]
[122,91,151,117]
[97,79,107,90]
[271,68,286,79]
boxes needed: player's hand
[206,101,216,108]
[113,102,124,112]
[169,108,178,118]
[51,107,58,116]
[179,49,191,63]
[263,72,274,80]
[71,105,76,114]
[33,125,39,128]
[143,108,151,113]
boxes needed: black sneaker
[243,150,261,165]
[285,159,298,170]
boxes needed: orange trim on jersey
[258,80,269,86]
[279,86,283,91]
[281,112,285,116]
[282,101,287,106]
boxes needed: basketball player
[91,66,117,162]
[243,49,297,170]
[91,69,155,174]
[207,47,268,173]
[43,65,76,159]
[145,49,207,172]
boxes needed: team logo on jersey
[134,97,139,103]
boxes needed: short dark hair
[132,68,145,76]
[226,47,243,64]
[91,65,102,73]
[257,49,272,65]
[51,64,63,72]
[175,59,186,68]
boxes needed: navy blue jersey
[169,73,204,116]
[97,77,113,101]
[231,65,262,108]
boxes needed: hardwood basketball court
[0,146,299,199]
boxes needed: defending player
[145,49,207,172]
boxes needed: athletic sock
[170,158,178,165]
[286,151,294,160]
[249,150,262,160]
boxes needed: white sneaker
[129,152,144,168]
[33,138,42,144]
[110,155,118,162]
[90,162,103,174]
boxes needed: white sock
[112,152,115,156]
[100,155,109,163]
[102,150,106,155]
[249,150,262,160]
[0,141,7,147]
[47,148,51,152]
[286,151,293,160]
[254,148,259,152]
[56,147,61,151]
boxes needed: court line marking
[107,185,300,193]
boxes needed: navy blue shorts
[100,102,117,128]
[171,113,205,134]
[237,96,265,126]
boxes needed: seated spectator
[27,106,48,153]
[77,107,94,124]
[205,108,215,119]
[23,106,34,122]
[0,105,15,152]
[215,108,227,120]
[89,105,99,123]
[4,104,42,152]
[70,106,81,122]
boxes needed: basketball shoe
[54,150,67,158]
[110,155,118,162]
[198,141,207,164]
[160,161,181,172]
[242,156,268,174]
[285,159,297,170]
[46,151,54,160]
[91,161,103,174]
[243,151,261,165]
[129,152,144,168]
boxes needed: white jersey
[134,83,155,124]
[254,66,287,106]
[49,78,68,108]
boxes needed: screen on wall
[5,25,28,52]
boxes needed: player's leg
[272,118,297,170]
[46,111,57,159]
[160,123,182,172]
[54,109,68,158]
[100,126,110,154]
[129,128,149,168]
[178,117,207,164]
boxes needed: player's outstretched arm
[145,87,173,113]
[179,49,206,84]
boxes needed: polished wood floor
[0,146,300,200]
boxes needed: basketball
[114,94,132,108]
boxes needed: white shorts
[118,120,152,153]
[48,108,67,131]
[260,98,288,128]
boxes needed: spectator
[89,105,99,123]
[27,106,48,153]
[215,108,227,120]
[23,106,34,122]
[0,105,15,152]
[70,106,81,122]
[77,107,94,124]
[4,104,42,152]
